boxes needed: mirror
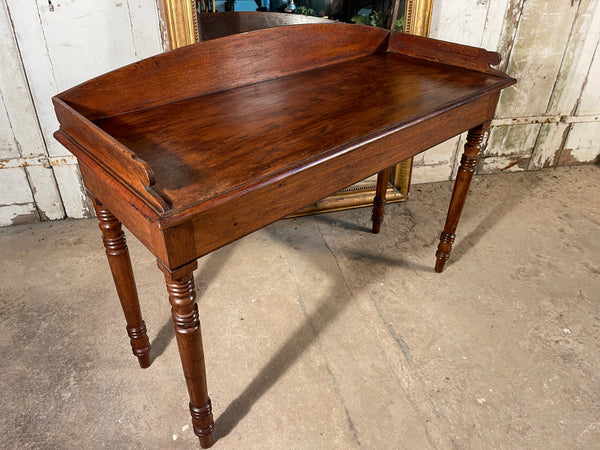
[198,0,404,29]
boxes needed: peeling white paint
[411,164,453,184]
[1,0,163,226]
[127,0,164,57]
[421,137,459,165]
[492,115,600,126]
[578,17,600,115]
[0,0,47,159]
[0,97,18,159]
[529,122,569,170]
[5,0,63,158]
[0,0,65,222]
[565,122,600,150]
[485,124,541,157]
[412,135,461,184]
[478,156,527,174]
[25,165,65,220]
[0,155,78,169]
[567,147,600,163]
[450,133,467,180]
[430,0,501,47]
[51,164,93,219]
[497,0,579,118]
[547,0,600,115]
[0,168,35,205]
[0,203,38,226]
[413,0,600,185]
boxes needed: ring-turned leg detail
[372,167,392,234]
[92,198,151,368]
[435,122,489,273]
[435,231,455,272]
[190,399,214,442]
[159,260,214,448]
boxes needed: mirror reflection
[198,0,405,30]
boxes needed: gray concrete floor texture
[1,166,599,449]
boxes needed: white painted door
[412,0,600,182]
[0,0,64,225]
[0,0,165,226]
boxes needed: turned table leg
[372,167,392,234]
[435,122,489,273]
[158,260,214,448]
[92,199,151,368]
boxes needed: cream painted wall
[0,0,165,226]
[412,0,600,185]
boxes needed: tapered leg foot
[191,400,214,448]
[127,322,151,368]
[372,167,392,234]
[159,260,214,448]
[93,199,151,367]
[435,232,454,273]
[435,122,489,272]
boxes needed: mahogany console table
[53,23,515,447]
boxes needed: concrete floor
[1,165,599,449]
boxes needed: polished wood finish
[435,122,489,273]
[372,167,392,234]
[53,24,514,446]
[158,260,214,448]
[197,11,328,42]
[91,198,151,368]
[194,12,415,217]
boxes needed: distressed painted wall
[0,0,165,226]
[412,0,600,184]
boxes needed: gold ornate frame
[160,0,433,215]
[160,0,199,48]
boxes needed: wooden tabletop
[94,52,508,214]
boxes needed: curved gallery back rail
[52,23,515,447]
